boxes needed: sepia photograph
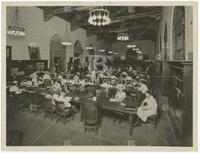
[1,0,198,151]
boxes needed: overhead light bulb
[98,21,101,26]
[88,17,93,24]
[103,14,107,20]
[98,14,101,20]
[93,14,97,20]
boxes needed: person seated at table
[60,76,67,86]
[100,81,112,92]
[32,76,39,87]
[53,91,72,108]
[114,84,126,102]
[137,80,148,94]
[63,83,70,93]
[49,79,55,86]
[20,78,33,87]
[57,73,63,80]
[73,72,80,81]
[90,70,96,80]
[43,71,51,80]
[52,79,62,92]
[121,72,128,78]
[38,76,44,86]
[136,91,158,124]
[9,81,23,95]
[29,71,38,80]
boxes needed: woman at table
[137,80,148,94]
[52,79,62,92]
[53,91,72,108]
[112,84,126,124]
[136,91,158,123]
[9,81,22,95]
[9,81,23,105]
[20,78,33,87]
[115,84,126,102]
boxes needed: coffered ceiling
[39,6,162,42]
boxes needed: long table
[21,87,138,136]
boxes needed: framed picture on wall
[6,45,12,61]
[28,46,41,60]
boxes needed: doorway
[54,57,62,73]
[50,34,66,73]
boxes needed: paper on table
[109,98,121,102]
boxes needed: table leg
[80,104,83,122]
[129,114,133,136]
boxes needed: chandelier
[116,19,129,41]
[7,7,26,37]
[88,8,111,26]
[117,32,129,41]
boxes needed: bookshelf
[167,60,193,145]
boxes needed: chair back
[54,100,65,112]
[108,87,117,98]
[44,96,54,110]
[9,91,16,99]
[84,102,98,125]
[44,79,50,86]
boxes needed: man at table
[136,91,158,123]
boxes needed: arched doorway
[172,6,185,60]
[50,34,66,73]
[73,40,84,72]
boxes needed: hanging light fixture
[116,19,129,41]
[127,44,136,48]
[117,32,129,41]
[99,49,105,52]
[7,7,26,37]
[85,45,93,50]
[88,8,111,26]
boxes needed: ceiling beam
[74,10,161,27]
[86,24,158,36]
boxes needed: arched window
[172,6,185,60]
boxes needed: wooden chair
[54,100,74,125]
[44,96,56,120]
[30,94,45,115]
[43,79,51,87]
[9,91,29,112]
[83,102,100,134]
[147,103,160,128]
[108,87,117,98]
